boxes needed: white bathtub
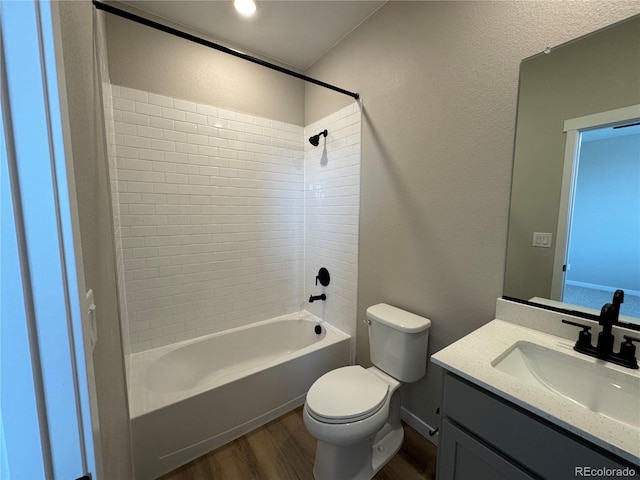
[129,312,351,479]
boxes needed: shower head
[309,129,328,147]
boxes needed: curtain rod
[92,1,360,100]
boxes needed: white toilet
[303,303,431,480]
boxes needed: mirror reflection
[504,15,640,327]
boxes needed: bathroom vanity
[438,374,637,479]
[432,299,640,480]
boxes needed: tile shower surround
[106,86,361,353]
[304,113,360,342]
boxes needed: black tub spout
[309,294,326,303]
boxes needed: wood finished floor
[158,407,437,480]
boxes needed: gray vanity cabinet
[439,419,536,480]
[437,373,639,480]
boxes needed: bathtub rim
[128,311,350,418]
[130,310,331,362]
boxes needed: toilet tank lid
[366,303,431,333]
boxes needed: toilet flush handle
[363,318,371,326]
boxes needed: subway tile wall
[106,85,360,354]
[110,86,304,352]
[103,83,132,362]
[304,105,361,353]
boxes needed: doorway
[553,106,640,319]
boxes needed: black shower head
[309,129,328,147]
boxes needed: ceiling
[120,1,386,71]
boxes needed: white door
[1,1,99,478]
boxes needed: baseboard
[565,280,640,297]
[400,407,439,446]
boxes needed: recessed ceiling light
[234,0,256,17]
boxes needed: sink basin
[492,341,640,428]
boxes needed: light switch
[532,232,552,248]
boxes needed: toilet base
[312,422,404,480]
[371,421,404,474]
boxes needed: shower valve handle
[315,267,330,287]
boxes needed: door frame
[551,104,640,300]
[1,1,102,477]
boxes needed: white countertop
[431,319,640,465]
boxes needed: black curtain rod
[92,0,360,100]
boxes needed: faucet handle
[562,319,591,329]
[618,335,640,369]
[315,267,330,287]
[561,319,592,349]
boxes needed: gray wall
[104,8,305,126]
[304,1,640,432]
[505,15,640,301]
[55,2,132,478]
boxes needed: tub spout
[309,294,326,303]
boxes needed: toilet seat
[306,366,389,424]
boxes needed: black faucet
[597,289,625,356]
[562,290,639,369]
[612,289,624,322]
[596,303,616,357]
[309,294,326,303]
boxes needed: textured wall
[104,8,305,126]
[55,2,132,478]
[304,1,640,434]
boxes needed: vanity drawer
[442,373,639,479]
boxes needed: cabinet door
[437,420,537,480]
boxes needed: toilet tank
[366,304,431,383]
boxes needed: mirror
[504,15,640,329]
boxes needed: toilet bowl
[303,366,403,480]
[303,366,398,446]
[303,304,431,480]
